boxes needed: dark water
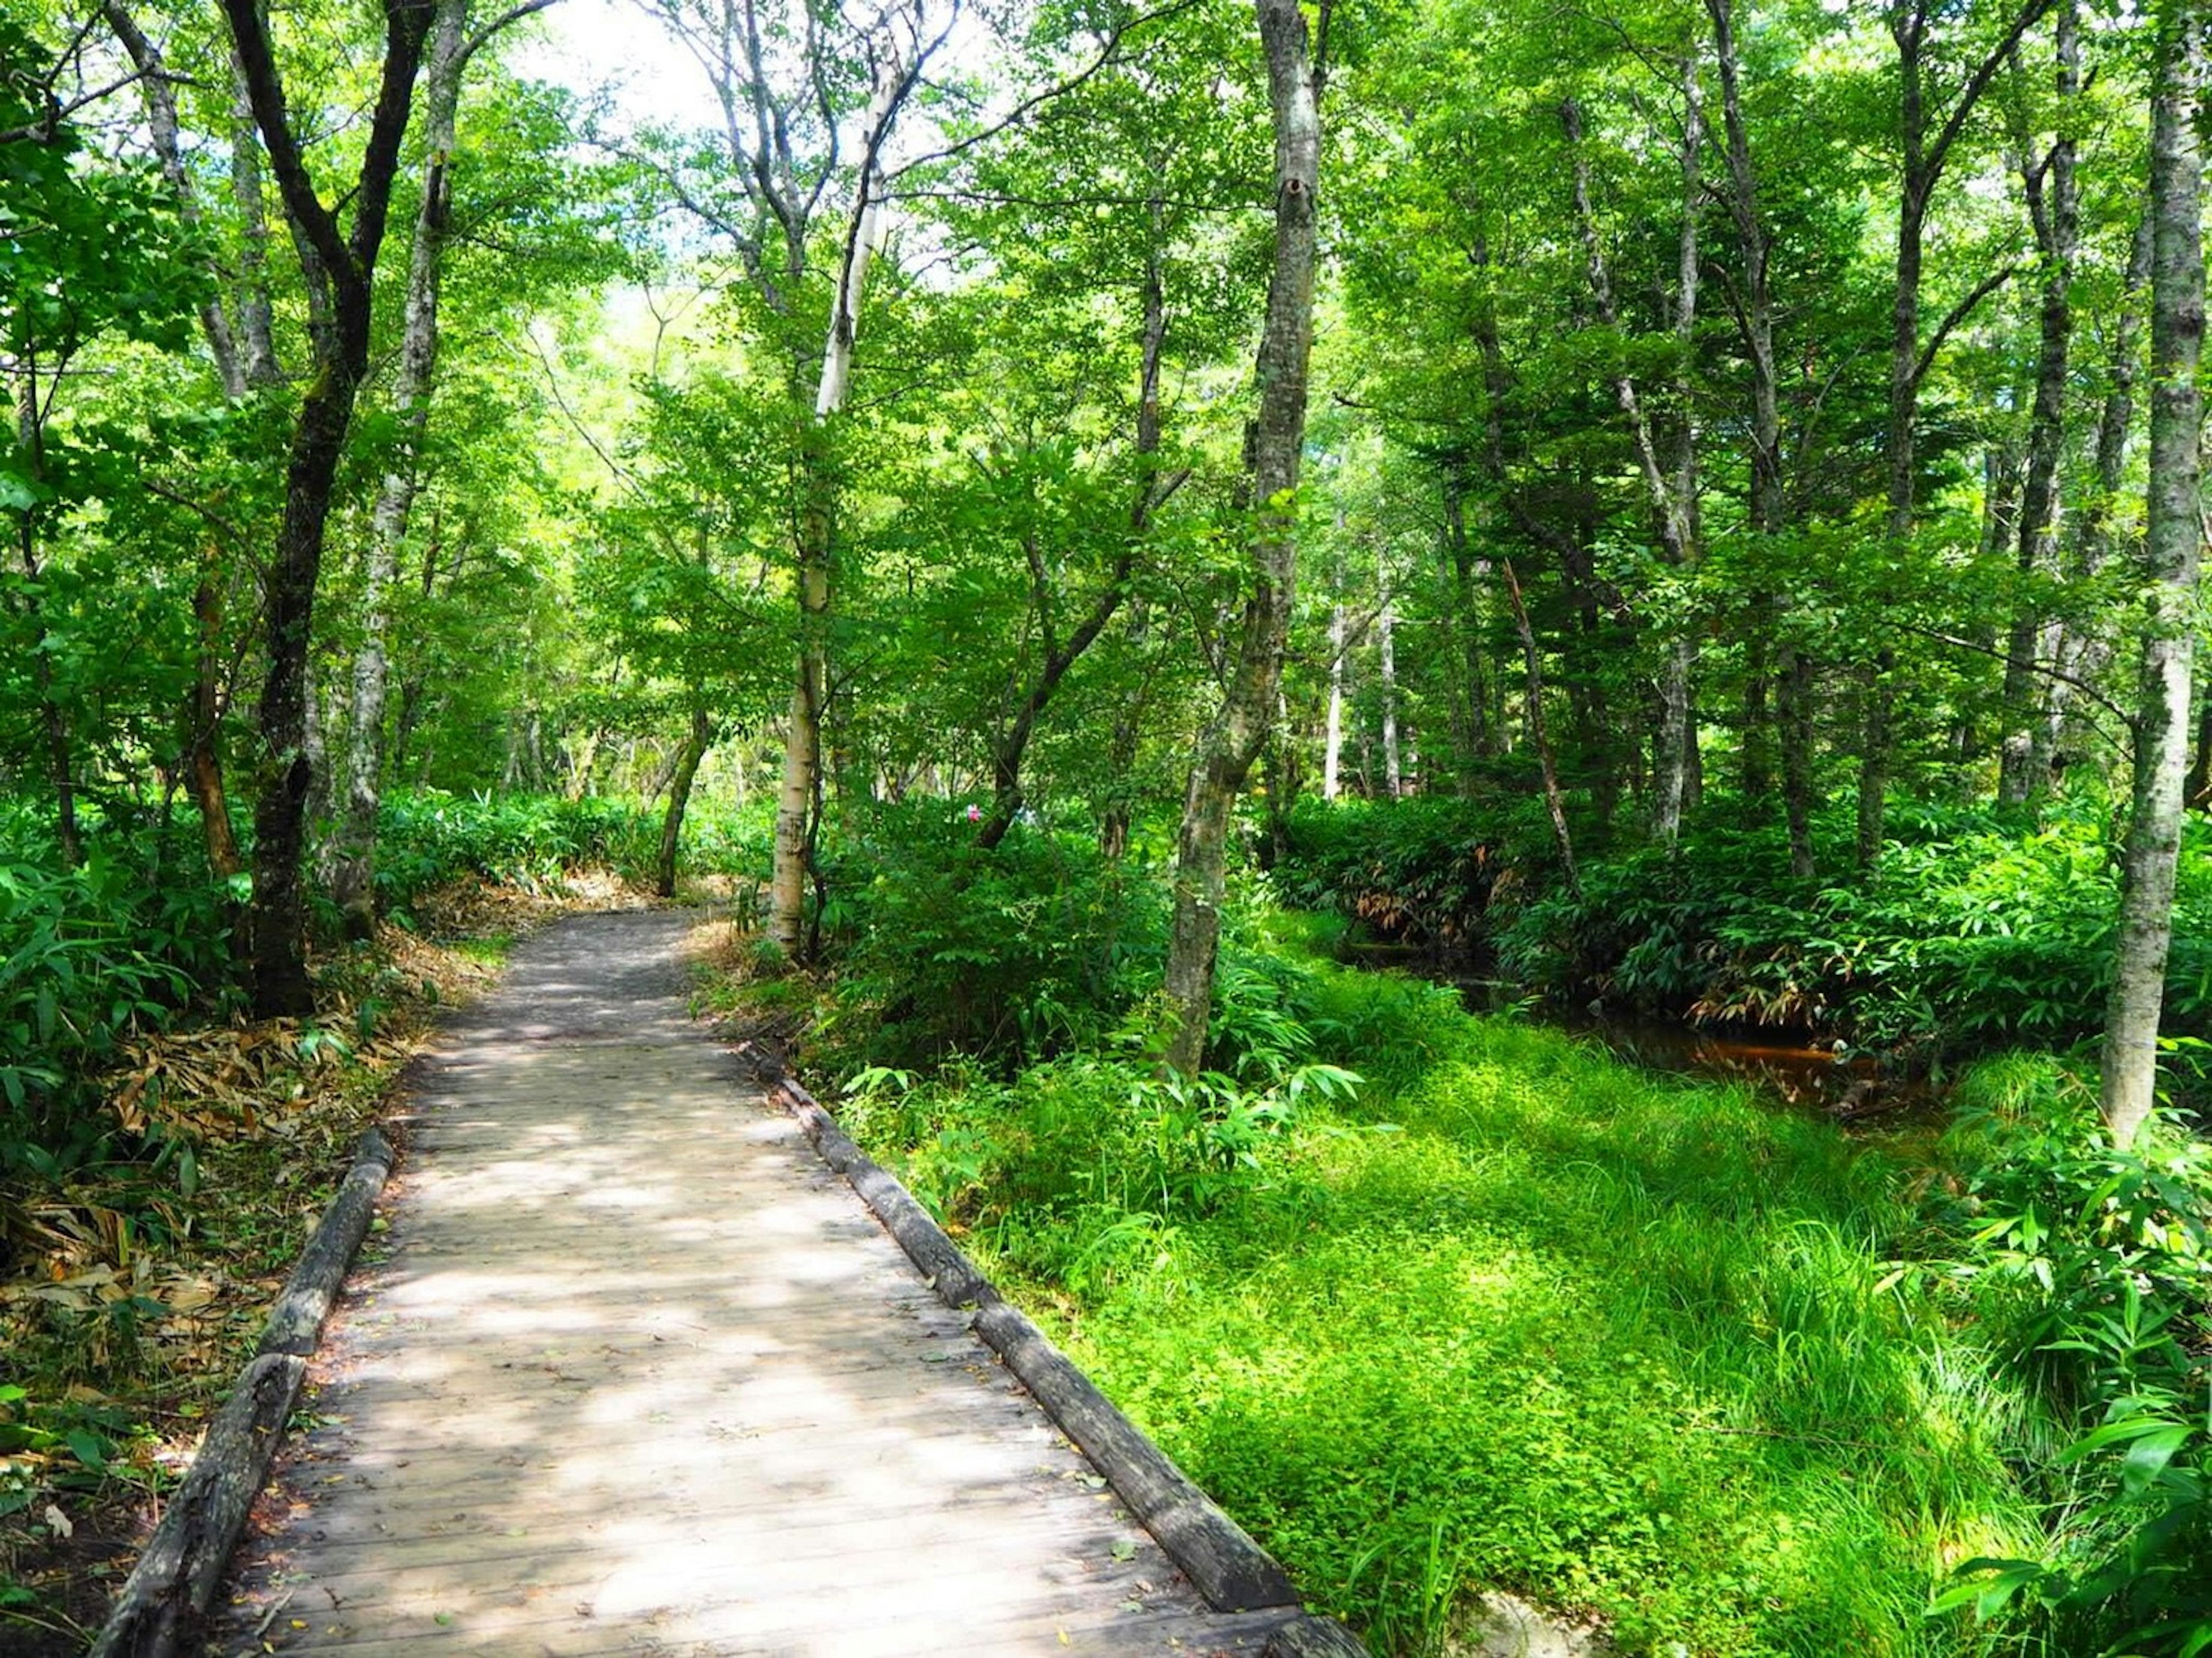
[1541,1007,1931,1120]
[1339,944,1929,1121]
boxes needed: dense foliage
[8,0,2212,1649]
[1277,792,2212,1071]
[809,910,2211,1657]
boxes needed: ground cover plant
[767,872,2211,1658]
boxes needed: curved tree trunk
[656,707,713,898]
[225,0,431,1016]
[331,0,469,940]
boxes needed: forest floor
[0,875,632,1653]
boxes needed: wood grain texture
[211,910,1305,1655]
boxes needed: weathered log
[778,1080,996,1308]
[92,1126,396,1658]
[88,1353,308,1658]
[1264,1613,1374,1656]
[259,1126,395,1357]
[973,1298,1298,1613]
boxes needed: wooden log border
[90,1126,398,1658]
[773,1074,1368,1653]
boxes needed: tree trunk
[185,554,244,880]
[1997,0,2079,805]
[11,375,79,869]
[1323,579,1347,800]
[331,0,468,940]
[1502,556,1579,897]
[1160,0,1321,1077]
[2102,6,2204,1148]
[1710,0,1786,817]
[656,707,713,898]
[1562,85,1701,844]
[1377,547,1400,798]
[768,59,903,955]
[1868,0,2052,864]
[225,0,431,1016]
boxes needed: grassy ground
[766,954,2055,1657]
[0,875,622,1652]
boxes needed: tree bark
[330,0,469,940]
[224,0,431,1016]
[1867,0,2052,865]
[1502,556,1580,897]
[1160,0,1321,1076]
[1997,1,2079,804]
[768,55,909,954]
[1562,82,1702,844]
[325,0,464,937]
[1376,545,1400,797]
[10,373,79,869]
[656,707,713,898]
[2101,4,2203,1149]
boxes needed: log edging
[772,1073,1365,1652]
[89,1126,397,1658]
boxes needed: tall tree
[1161,0,1324,1075]
[221,0,431,1014]
[1862,0,2051,866]
[2100,0,2203,1149]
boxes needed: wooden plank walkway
[213,910,1296,1656]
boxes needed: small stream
[1343,944,1934,1122]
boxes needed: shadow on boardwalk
[214,911,1290,1656]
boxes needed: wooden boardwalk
[214,911,1296,1656]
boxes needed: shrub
[1931,1067,2212,1656]
[813,802,1165,1068]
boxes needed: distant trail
[214,910,1285,1655]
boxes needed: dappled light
[216,912,1244,1655]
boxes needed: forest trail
[213,910,1283,1656]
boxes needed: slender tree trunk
[2102,6,2204,1148]
[656,707,713,898]
[1868,0,2051,866]
[1998,0,2080,803]
[1563,84,1702,844]
[1502,557,1579,896]
[1160,0,1321,1076]
[1323,579,1347,800]
[1377,546,1401,797]
[2187,685,2212,809]
[975,208,1169,855]
[11,373,79,869]
[2052,209,2157,756]
[768,61,902,955]
[1710,0,1787,818]
[331,0,468,939]
[185,553,244,879]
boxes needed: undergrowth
[746,843,2211,1657]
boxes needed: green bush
[0,840,234,1177]
[1273,795,1555,947]
[813,802,1165,1068]
[835,940,2049,1656]
[1931,1063,2212,1655]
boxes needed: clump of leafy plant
[1930,1061,2212,1656]
[812,802,1165,1068]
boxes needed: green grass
[836,964,2049,1657]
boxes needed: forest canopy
[6,0,2212,1649]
